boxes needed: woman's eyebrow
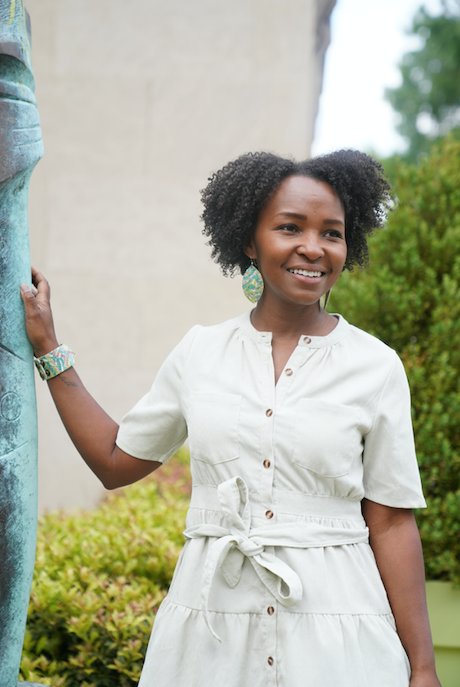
[324,218,345,226]
[324,219,345,227]
[275,212,345,226]
[275,211,307,220]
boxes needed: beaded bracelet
[34,344,76,381]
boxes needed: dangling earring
[242,259,264,304]
[323,289,331,310]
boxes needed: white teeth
[289,269,322,277]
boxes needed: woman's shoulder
[184,312,249,339]
[170,312,248,355]
[339,315,400,367]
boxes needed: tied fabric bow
[183,476,369,641]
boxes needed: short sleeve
[362,354,426,509]
[115,325,201,464]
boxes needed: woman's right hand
[20,267,59,357]
[20,268,160,490]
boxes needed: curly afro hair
[200,149,392,276]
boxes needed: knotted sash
[183,476,369,640]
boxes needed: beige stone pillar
[25,0,335,511]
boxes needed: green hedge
[20,449,191,687]
[330,135,460,586]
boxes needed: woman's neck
[250,297,337,341]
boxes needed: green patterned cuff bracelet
[34,344,76,381]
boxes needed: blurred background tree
[384,0,460,164]
[330,136,460,586]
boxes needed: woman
[22,150,441,687]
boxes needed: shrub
[330,135,460,586]
[19,449,191,687]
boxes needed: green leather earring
[242,260,264,303]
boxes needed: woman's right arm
[21,268,161,489]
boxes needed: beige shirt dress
[116,312,426,687]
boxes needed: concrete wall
[25,0,336,512]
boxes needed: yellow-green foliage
[20,449,191,687]
[331,136,460,586]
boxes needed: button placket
[254,338,278,684]
[259,342,276,512]
[263,592,277,683]
[274,346,303,407]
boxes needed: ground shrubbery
[19,449,191,687]
[331,136,460,585]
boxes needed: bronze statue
[0,2,43,685]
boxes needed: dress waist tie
[183,476,369,641]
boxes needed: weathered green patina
[0,2,43,685]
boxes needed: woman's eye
[324,229,344,239]
[280,224,298,232]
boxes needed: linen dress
[116,311,426,687]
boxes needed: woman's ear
[243,238,256,261]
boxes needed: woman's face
[245,175,347,309]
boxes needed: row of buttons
[266,370,293,415]
[263,385,277,672]
[267,607,275,666]
[264,413,274,517]
[263,424,274,515]
[265,368,295,419]
[258,338,302,673]
[261,343,298,673]
[265,366,293,418]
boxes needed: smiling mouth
[288,269,324,277]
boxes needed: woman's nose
[296,232,324,259]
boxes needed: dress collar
[236,309,349,349]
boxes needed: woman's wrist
[405,641,439,683]
[33,338,60,358]
[409,662,438,677]
[34,343,76,381]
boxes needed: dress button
[268,657,274,666]
[263,459,271,469]
[303,336,311,344]
[267,606,275,615]
[265,510,274,519]
[285,368,293,376]
[265,409,273,417]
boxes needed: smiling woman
[21,149,441,687]
[244,176,347,319]
[201,150,393,384]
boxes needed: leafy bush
[331,135,460,585]
[19,449,191,687]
